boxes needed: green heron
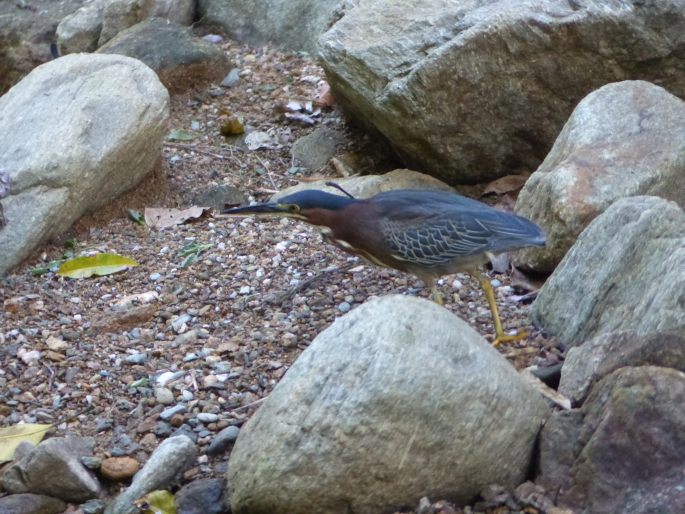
[222,187,545,345]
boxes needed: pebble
[156,370,184,387]
[100,456,140,480]
[239,286,251,295]
[149,272,161,282]
[155,387,175,405]
[125,353,148,364]
[491,279,502,288]
[202,34,223,44]
[206,425,240,456]
[337,301,351,313]
[197,412,219,423]
[221,67,241,88]
[181,390,194,402]
[452,279,463,291]
[160,404,187,421]
[153,421,173,436]
[172,314,191,333]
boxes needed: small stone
[490,279,502,288]
[160,404,187,421]
[197,413,219,423]
[155,388,175,405]
[206,425,240,456]
[125,353,148,364]
[239,285,251,295]
[153,421,173,437]
[338,301,351,313]
[149,272,161,282]
[100,456,140,481]
[170,413,186,427]
[181,390,194,401]
[202,34,223,44]
[172,314,191,333]
[221,68,241,88]
[452,279,463,291]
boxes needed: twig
[231,396,268,412]
[265,263,355,305]
[164,142,243,164]
[254,154,278,190]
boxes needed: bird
[221,185,545,346]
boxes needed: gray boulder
[0,493,66,514]
[0,53,169,275]
[531,196,685,348]
[319,0,685,184]
[228,295,549,514]
[57,0,196,54]
[559,331,685,405]
[539,366,685,514]
[196,0,347,55]
[0,0,83,94]
[271,168,455,202]
[98,18,231,93]
[105,435,197,514]
[515,81,685,272]
[2,436,104,503]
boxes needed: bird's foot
[491,330,529,347]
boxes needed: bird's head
[221,189,357,224]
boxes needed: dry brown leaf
[144,206,209,230]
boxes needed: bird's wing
[381,215,492,265]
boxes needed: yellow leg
[477,275,527,346]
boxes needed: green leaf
[0,423,52,463]
[128,209,146,226]
[166,129,195,141]
[57,254,139,279]
[135,490,177,514]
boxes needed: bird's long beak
[221,203,285,216]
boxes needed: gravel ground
[0,40,563,512]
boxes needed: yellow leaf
[57,254,139,279]
[0,423,52,463]
[135,490,177,514]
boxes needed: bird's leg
[477,274,527,346]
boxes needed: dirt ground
[0,39,563,513]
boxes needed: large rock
[0,53,169,275]
[197,0,346,55]
[559,331,685,406]
[228,295,549,514]
[57,0,195,54]
[104,435,197,514]
[271,168,455,202]
[98,18,231,93]
[2,436,104,502]
[531,196,685,349]
[319,0,685,184]
[514,81,685,272]
[538,366,685,514]
[0,493,67,514]
[0,0,83,94]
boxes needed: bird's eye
[288,204,300,213]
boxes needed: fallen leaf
[481,172,531,196]
[135,490,177,514]
[166,129,196,141]
[58,254,139,279]
[0,423,52,463]
[144,206,209,230]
